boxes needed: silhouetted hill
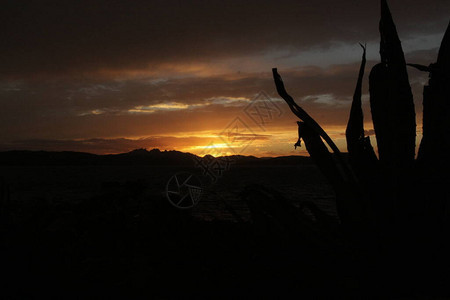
[107,148,198,166]
[0,148,314,166]
[0,150,99,166]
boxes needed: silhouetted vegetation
[270,0,450,295]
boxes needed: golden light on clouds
[128,102,190,114]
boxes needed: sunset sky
[1,0,449,157]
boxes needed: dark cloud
[1,0,448,77]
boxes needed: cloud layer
[0,1,448,155]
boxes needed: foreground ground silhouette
[0,151,449,298]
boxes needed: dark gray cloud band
[1,0,448,77]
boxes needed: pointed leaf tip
[381,0,390,16]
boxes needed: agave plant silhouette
[272,0,449,245]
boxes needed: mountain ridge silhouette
[0,148,315,166]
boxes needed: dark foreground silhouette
[0,153,343,298]
[1,158,448,298]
